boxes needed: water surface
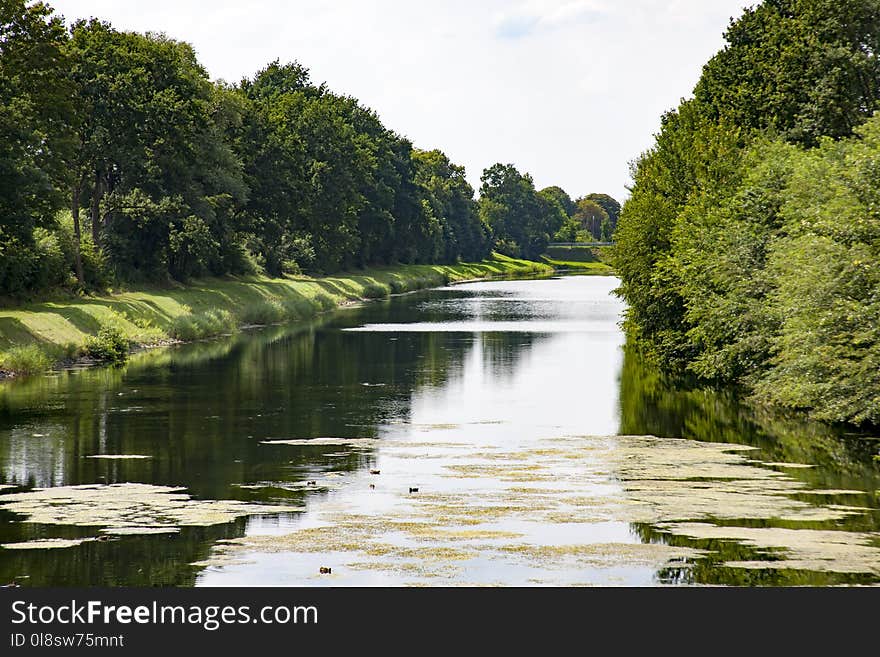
[1,276,878,586]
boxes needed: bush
[360,282,388,299]
[85,325,130,364]
[239,299,286,325]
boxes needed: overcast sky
[56,0,749,202]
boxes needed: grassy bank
[541,245,615,275]
[0,255,552,377]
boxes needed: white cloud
[55,0,749,201]
[493,0,605,39]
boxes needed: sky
[55,0,750,202]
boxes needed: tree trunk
[71,185,85,286]
[90,171,104,246]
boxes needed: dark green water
[0,276,878,586]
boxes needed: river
[1,275,878,586]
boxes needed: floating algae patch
[345,560,461,579]
[2,538,94,550]
[497,542,707,568]
[609,437,768,482]
[85,455,152,460]
[260,438,380,448]
[657,523,880,576]
[0,483,296,531]
[617,479,855,523]
[199,433,880,584]
[100,526,181,536]
[216,524,374,555]
[442,463,557,483]
[601,436,869,525]
[760,462,816,469]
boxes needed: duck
[409,487,419,494]
[319,567,332,575]
[1,578,20,588]
[369,470,381,475]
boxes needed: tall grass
[0,345,53,375]
[169,309,237,341]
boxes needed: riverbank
[0,254,553,378]
[541,245,615,275]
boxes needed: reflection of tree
[632,522,878,587]
[478,332,543,386]
[0,517,248,587]
[619,348,880,585]
[618,347,880,488]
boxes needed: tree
[585,193,621,232]
[478,164,553,260]
[694,0,880,146]
[571,199,609,241]
[539,186,576,217]
[413,149,489,263]
[65,21,247,282]
[0,0,73,292]
[614,100,745,368]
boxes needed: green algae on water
[0,483,297,532]
[1,538,94,550]
[260,438,380,448]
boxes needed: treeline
[614,0,880,426]
[1,1,494,297]
[0,2,620,300]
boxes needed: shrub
[360,282,388,299]
[239,299,286,325]
[85,325,130,364]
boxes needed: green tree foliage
[755,119,880,424]
[615,0,880,425]
[539,186,576,216]
[478,164,558,260]
[584,193,621,231]
[413,149,490,263]
[0,6,494,299]
[571,199,609,241]
[65,20,247,282]
[694,0,880,146]
[0,0,73,295]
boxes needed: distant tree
[537,189,569,239]
[413,149,490,263]
[585,193,621,231]
[539,186,576,216]
[572,199,609,241]
[478,164,553,260]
